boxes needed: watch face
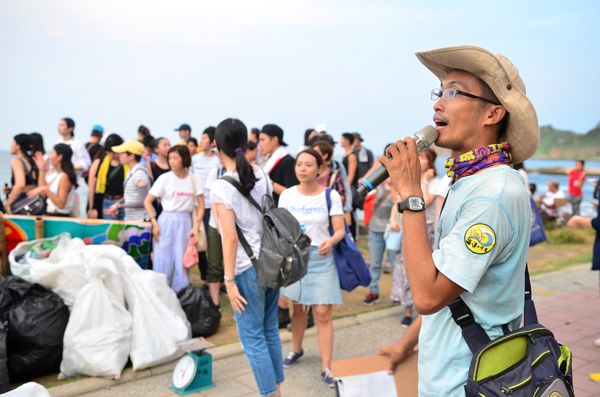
[409,197,425,210]
[172,354,197,389]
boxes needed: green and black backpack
[449,267,574,396]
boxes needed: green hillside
[535,122,600,159]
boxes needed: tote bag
[325,189,371,292]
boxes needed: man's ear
[483,105,507,127]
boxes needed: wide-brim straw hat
[416,45,539,164]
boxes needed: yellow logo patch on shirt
[464,223,496,254]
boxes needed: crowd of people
[3,44,595,396]
[2,114,414,392]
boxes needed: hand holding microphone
[356,126,439,196]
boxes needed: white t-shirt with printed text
[278,186,344,246]
[148,171,203,213]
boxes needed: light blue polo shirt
[418,165,531,396]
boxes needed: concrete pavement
[47,264,600,397]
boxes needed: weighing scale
[170,337,216,395]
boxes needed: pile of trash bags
[4,234,194,385]
[0,278,69,393]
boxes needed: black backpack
[221,176,311,289]
[449,268,574,396]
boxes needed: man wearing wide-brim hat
[377,45,539,395]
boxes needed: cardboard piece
[332,352,418,397]
[176,337,215,353]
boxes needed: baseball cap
[175,124,192,132]
[111,139,145,156]
[260,124,287,146]
[91,124,104,135]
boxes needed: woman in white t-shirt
[28,143,77,216]
[278,149,346,388]
[210,118,283,397]
[143,145,204,293]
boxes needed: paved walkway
[47,264,600,397]
[531,265,600,397]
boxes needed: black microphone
[356,125,439,196]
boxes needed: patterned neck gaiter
[445,143,512,181]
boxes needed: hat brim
[111,143,144,156]
[111,144,128,153]
[415,45,539,164]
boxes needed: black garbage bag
[0,320,8,394]
[0,277,70,382]
[177,285,221,337]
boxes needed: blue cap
[91,124,104,134]
[175,123,192,132]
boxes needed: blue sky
[0,0,598,154]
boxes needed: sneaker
[283,349,304,368]
[391,300,401,306]
[362,293,380,306]
[400,316,412,328]
[382,263,393,274]
[321,368,335,388]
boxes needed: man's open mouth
[433,117,448,130]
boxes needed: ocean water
[1,151,597,217]
[433,157,599,217]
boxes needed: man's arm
[379,138,463,314]
[401,211,464,313]
[378,315,422,373]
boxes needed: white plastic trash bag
[25,237,88,308]
[8,234,71,281]
[9,234,191,373]
[0,382,51,397]
[120,257,190,370]
[59,258,132,379]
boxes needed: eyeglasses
[431,88,499,105]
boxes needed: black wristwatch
[397,197,426,213]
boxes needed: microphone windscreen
[413,125,439,152]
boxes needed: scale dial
[172,354,197,389]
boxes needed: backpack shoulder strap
[523,266,538,325]
[448,297,491,354]
[449,263,537,354]
[220,175,260,266]
[325,188,333,236]
[221,175,262,213]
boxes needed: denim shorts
[281,246,343,305]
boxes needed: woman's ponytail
[235,149,256,195]
[215,118,257,195]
